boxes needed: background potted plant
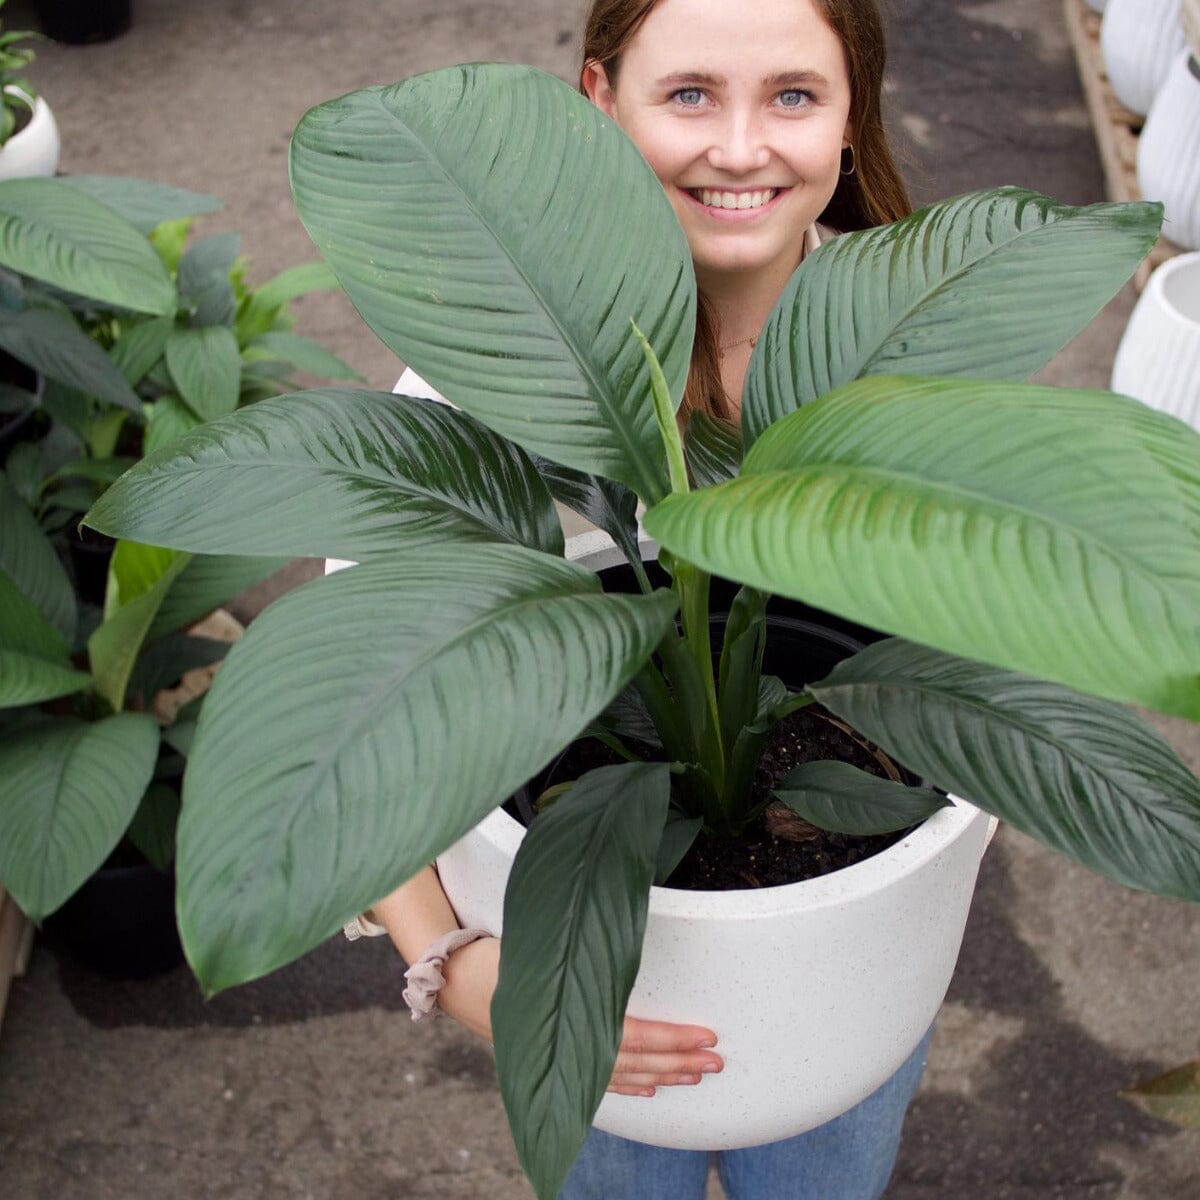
[0,0,56,181]
[0,173,360,977]
[84,66,1200,1199]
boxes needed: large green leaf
[85,389,565,560]
[109,316,173,386]
[125,781,181,872]
[0,308,142,412]
[0,471,74,642]
[493,762,668,1200]
[55,176,223,234]
[773,760,950,835]
[530,453,641,570]
[143,394,201,455]
[0,570,90,707]
[684,411,741,488]
[290,64,695,502]
[0,179,176,315]
[809,640,1200,902]
[742,189,1162,443]
[177,233,240,328]
[165,326,241,421]
[175,545,677,992]
[645,376,1200,721]
[88,542,192,711]
[0,713,160,920]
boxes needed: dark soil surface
[517,707,917,893]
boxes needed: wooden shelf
[0,886,33,1034]
[1063,0,1184,289]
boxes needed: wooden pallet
[1063,0,1184,289]
[0,885,33,1035]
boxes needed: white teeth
[697,188,775,210]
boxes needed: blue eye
[778,90,811,108]
[674,88,704,107]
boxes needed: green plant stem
[631,320,689,498]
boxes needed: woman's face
[583,0,852,288]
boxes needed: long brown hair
[580,0,913,420]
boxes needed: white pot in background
[1102,0,1185,115]
[1138,52,1200,250]
[436,530,993,1151]
[0,88,60,181]
[1112,251,1200,429]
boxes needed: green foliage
[0,1,38,148]
[77,65,1200,1199]
[0,172,352,920]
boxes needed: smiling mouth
[685,187,781,210]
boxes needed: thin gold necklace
[719,333,758,355]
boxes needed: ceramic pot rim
[1147,250,1200,330]
[471,527,994,922]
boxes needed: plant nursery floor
[1,1,1198,1198]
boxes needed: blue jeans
[558,1026,933,1200]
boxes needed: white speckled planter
[1138,52,1200,250]
[1101,0,1186,116]
[436,530,993,1151]
[1112,250,1200,428]
[0,89,60,181]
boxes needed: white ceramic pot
[1138,52,1200,250]
[1112,250,1200,428]
[1102,0,1186,116]
[437,530,993,1151]
[0,88,60,181]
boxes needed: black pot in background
[35,0,132,43]
[68,530,116,608]
[43,856,185,979]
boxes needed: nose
[706,109,770,175]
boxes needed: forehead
[621,0,848,83]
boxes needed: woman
[353,0,920,1195]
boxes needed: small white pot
[1102,0,1186,116]
[1138,52,1200,250]
[0,89,60,181]
[437,530,993,1150]
[1112,250,1200,428]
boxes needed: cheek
[618,117,694,187]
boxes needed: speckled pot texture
[437,531,993,1151]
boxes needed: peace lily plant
[85,66,1200,1200]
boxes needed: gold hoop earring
[841,144,856,177]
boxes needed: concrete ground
[1,0,1198,1197]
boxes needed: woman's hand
[608,1016,723,1098]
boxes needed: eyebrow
[655,69,832,89]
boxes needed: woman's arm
[367,867,724,1095]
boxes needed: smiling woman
[580,0,911,421]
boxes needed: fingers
[606,1015,723,1097]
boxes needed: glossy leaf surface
[0,472,74,642]
[56,175,223,233]
[0,713,160,920]
[646,377,1200,720]
[175,546,677,991]
[809,640,1200,901]
[85,389,565,560]
[291,65,695,501]
[0,178,175,315]
[165,326,241,421]
[684,411,741,488]
[494,762,668,1200]
[0,570,89,707]
[743,189,1161,442]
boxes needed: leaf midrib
[743,463,1199,611]
[824,675,1200,853]
[337,86,665,500]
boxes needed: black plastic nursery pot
[43,852,184,979]
[67,529,116,608]
[35,0,132,44]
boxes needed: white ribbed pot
[1112,250,1200,428]
[0,88,60,181]
[436,530,993,1151]
[1102,0,1186,115]
[1138,52,1200,250]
